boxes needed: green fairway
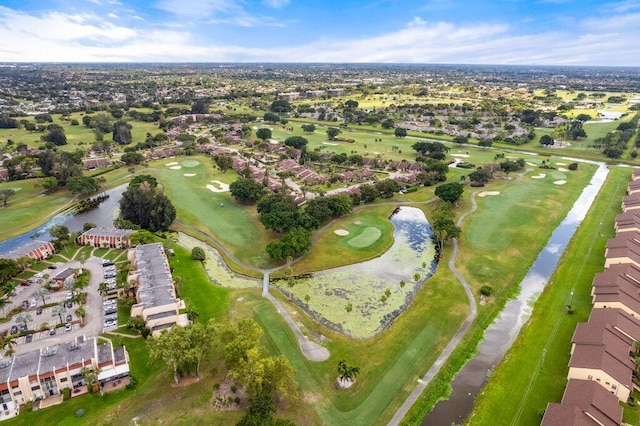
[154,156,277,268]
[467,166,629,426]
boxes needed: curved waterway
[0,184,127,257]
[422,162,609,425]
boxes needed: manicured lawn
[466,165,630,426]
[154,156,277,269]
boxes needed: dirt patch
[334,229,349,236]
[211,378,249,411]
[336,376,355,389]
[353,221,362,225]
[171,376,200,387]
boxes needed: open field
[467,165,630,425]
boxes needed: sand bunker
[451,153,470,158]
[206,180,230,193]
[169,166,182,170]
[478,191,500,197]
[558,167,569,172]
[556,162,567,166]
[334,229,349,236]
[554,180,567,185]
[183,173,196,177]
[353,221,362,225]
[165,162,179,166]
[531,173,546,179]
[526,162,537,166]
[323,142,338,146]
[181,160,200,168]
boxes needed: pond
[281,206,439,339]
[0,184,127,258]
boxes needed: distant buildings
[127,243,189,335]
[0,336,130,422]
[542,168,640,426]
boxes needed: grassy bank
[467,165,630,425]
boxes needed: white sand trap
[478,191,500,197]
[353,221,362,225]
[269,139,280,144]
[183,173,196,177]
[206,180,230,193]
[165,162,179,166]
[169,165,182,170]
[451,154,470,158]
[334,229,349,236]
[554,180,567,185]
[558,167,569,172]
[531,173,546,179]
[556,162,567,166]
[323,142,338,146]
[526,162,537,166]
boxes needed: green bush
[480,285,493,296]
[62,387,71,401]
[126,375,138,390]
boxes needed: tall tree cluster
[119,179,176,231]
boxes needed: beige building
[127,243,189,335]
[591,263,640,318]
[603,231,640,268]
[0,336,129,422]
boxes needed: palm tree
[72,292,87,305]
[337,359,360,383]
[34,287,49,306]
[1,335,16,357]
[0,297,8,315]
[75,306,86,327]
[15,312,33,331]
[98,282,109,297]
[52,306,66,324]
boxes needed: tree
[41,176,59,192]
[337,359,360,382]
[1,335,16,356]
[431,202,461,251]
[121,152,144,165]
[148,325,193,385]
[539,134,554,146]
[42,125,67,146]
[230,178,265,205]
[435,182,464,204]
[191,100,209,114]
[270,100,292,114]
[34,287,49,305]
[119,182,176,231]
[453,135,469,144]
[256,128,272,141]
[15,312,33,331]
[52,305,66,324]
[0,189,15,207]
[468,167,492,185]
[0,297,8,315]
[266,227,312,261]
[113,120,132,145]
[130,174,158,188]
[214,155,233,172]
[0,259,21,284]
[98,282,109,297]
[284,136,308,150]
[375,179,400,198]
[301,124,316,133]
[394,127,407,138]
[67,176,100,195]
[326,127,340,141]
[382,119,395,129]
[191,246,206,261]
[263,112,280,123]
[359,184,378,203]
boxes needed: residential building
[277,92,299,102]
[2,241,55,262]
[591,263,640,318]
[614,210,640,233]
[0,336,129,422]
[51,268,76,289]
[622,194,640,212]
[76,228,134,249]
[127,243,189,335]
[542,379,622,426]
[603,231,640,268]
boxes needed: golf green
[347,226,382,248]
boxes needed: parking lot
[1,257,122,355]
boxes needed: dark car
[25,334,33,343]
[36,307,43,315]
[102,261,114,267]
[66,301,73,309]
[104,307,117,315]
[9,325,17,335]
[18,323,27,333]
[47,265,57,270]
[49,328,56,335]
[20,281,30,287]
[21,301,29,309]
[66,314,72,323]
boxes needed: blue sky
[0,0,639,65]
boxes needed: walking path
[388,191,480,426]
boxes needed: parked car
[21,301,28,309]
[18,323,27,333]
[30,300,36,308]
[104,319,117,327]
[49,328,56,335]
[104,273,116,279]
[47,265,57,270]
[25,334,33,343]
[20,281,30,287]
[64,323,72,332]
[36,307,43,315]
[66,292,73,300]
[102,261,114,267]
[104,307,117,315]
[66,314,72,323]
[9,325,17,335]
[66,301,73,309]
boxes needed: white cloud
[0,6,639,65]
[107,13,119,19]
[155,0,287,27]
[263,0,290,7]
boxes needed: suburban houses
[76,228,135,249]
[2,241,55,262]
[542,169,640,425]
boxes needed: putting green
[347,227,382,248]
[181,160,201,168]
